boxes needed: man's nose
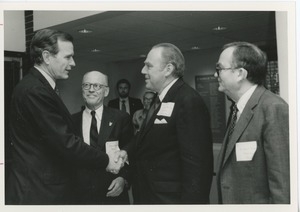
[70,57,76,67]
[141,66,146,74]
[214,72,218,78]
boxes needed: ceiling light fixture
[191,46,200,50]
[91,49,101,53]
[213,26,227,31]
[78,29,93,34]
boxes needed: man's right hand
[106,151,123,174]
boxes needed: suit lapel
[220,86,266,167]
[98,107,114,150]
[31,68,74,126]
[139,78,184,141]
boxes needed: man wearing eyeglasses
[71,71,133,204]
[215,42,289,204]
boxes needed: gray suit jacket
[216,86,290,204]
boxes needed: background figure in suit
[125,43,214,204]
[132,91,155,134]
[71,71,133,204]
[215,42,290,204]
[108,78,143,118]
[6,29,122,205]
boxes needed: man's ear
[104,87,110,97]
[164,63,175,77]
[42,50,51,65]
[237,67,248,81]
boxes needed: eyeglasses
[82,83,107,91]
[215,66,240,76]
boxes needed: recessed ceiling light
[78,29,93,34]
[191,46,200,50]
[213,26,227,31]
[91,49,101,53]
[139,54,146,58]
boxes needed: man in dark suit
[215,42,290,204]
[71,71,133,204]
[124,43,214,204]
[108,78,143,118]
[6,29,123,205]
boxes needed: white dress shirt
[35,66,56,89]
[119,97,130,114]
[158,78,179,101]
[82,106,103,145]
[236,84,258,121]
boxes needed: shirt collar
[120,97,129,102]
[84,105,104,118]
[34,66,56,89]
[158,78,179,102]
[236,84,258,114]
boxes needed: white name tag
[106,140,120,154]
[157,102,175,117]
[235,141,257,161]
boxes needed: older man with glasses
[215,42,290,204]
[71,71,133,204]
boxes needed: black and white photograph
[0,1,298,212]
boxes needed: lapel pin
[109,122,113,126]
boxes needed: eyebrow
[144,61,152,66]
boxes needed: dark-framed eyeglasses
[215,66,240,76]
[82,83,107,91]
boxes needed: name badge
[106,140,120,154]
[157,102,175,117]
[235,141,257,161]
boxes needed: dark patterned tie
[121,100,126,112]
[221,104,238,164]
[90,110,98,148]
[227,104,238,139]
[145,95,161,125]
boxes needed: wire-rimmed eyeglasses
[82,83,108,91]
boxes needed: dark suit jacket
[126,78,214,204]
[71,107,133,204]
[216,86,290,204]
[108,97,143,118]
[6,68,110,204]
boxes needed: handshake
[106,150,128,174]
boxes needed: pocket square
[154,118,168,124]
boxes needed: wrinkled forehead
[83,72,108,85]
[217,47,235,67]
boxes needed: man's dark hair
[30,28,73,65]
[116,78,131,90]
[223,41,267,85]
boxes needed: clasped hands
[106,150,128,174]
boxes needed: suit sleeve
[118,112,134,184]
[176,93,214,203]
[23,86,109,169]
[263,102,290,203]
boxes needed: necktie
[145,95,161,125]
[227,104,238,139]
[221,104,238,164]
[121,100,126,112]
[90,110,98,148]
